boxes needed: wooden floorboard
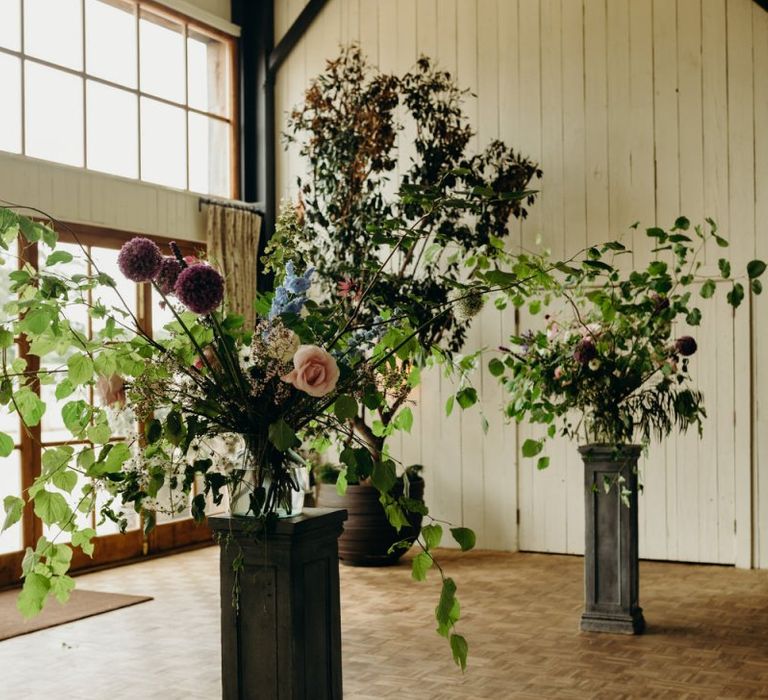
[0,546,766,698]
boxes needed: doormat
[0,588,152,641]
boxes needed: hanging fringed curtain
[205,204,262,330]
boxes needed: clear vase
[228,459,309,518]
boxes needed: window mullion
[81,0,87,168]
[19,0,26,156]
[136,1,142,181]
[183,18,189,191]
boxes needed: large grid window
[0,0,236,197]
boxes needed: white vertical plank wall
[272,0,768,563]
[274,0,768,564]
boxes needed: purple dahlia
[573,338,597,365]
[174,264,225,314]
[118,237,163,282]
[155,256,183,296]
[675,336,697,357]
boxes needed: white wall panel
[0,152,204,241]
[268,0,767,563]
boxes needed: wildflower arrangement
[0,189,540,667]
[489,218,766,462]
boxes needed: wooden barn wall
[275,0,768,567]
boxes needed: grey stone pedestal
[209,508,348,699]
[579,444,645,635]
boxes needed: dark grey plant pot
[579,444,645,635]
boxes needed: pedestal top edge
[208,507,348,534]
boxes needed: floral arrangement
[489,218,766,465]
[0,191,542,668]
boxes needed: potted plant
[487,218,766,633]
[273,45,541,565]
[314,462,424,566]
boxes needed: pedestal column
[209,508,347,699]
[579,444,645,634]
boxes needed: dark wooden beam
[268,0,329,80]
[232,0,274,290]
[232,0,328,291]
[755,0,768,11]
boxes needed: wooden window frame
[0,222,212,590]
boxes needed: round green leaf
[521,438,543,458]
[747,259,767,279]
[0,431,13,458]
[488,358,505,377]
[334,395,358,421]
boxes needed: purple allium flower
[174,264,225,314]
[675,336,697,357]
[118,237,163,282]
[155,256,183,296]
[573,338,597,365]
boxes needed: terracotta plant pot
[315,477,424,566]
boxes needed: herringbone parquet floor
[0,545,766,699]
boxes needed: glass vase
[228,445,309,518]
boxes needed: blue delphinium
[269,262,315,319]
[344,314,386,360]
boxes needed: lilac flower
[155,256,183,296]
[675,336,697,357]
[118,237,163,282]
[174,264,225,314]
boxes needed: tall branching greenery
[277,45,541,464]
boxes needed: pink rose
[281,345,339,397]
[96,374,126,407]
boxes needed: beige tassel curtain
[205,204,262,330]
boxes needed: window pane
[85,0,137,88]
[96,486,139,534]
[39,242,89,442]
[86,81,138,178]
[152,294,180,342]
[139,11,184,103]
[187,29,229,117]
[0,54,22,154]
[89,246,138,336]
[0,0,21,51]
[140,97,186,189]
[43,468,91,544]
[0,345,20,444]
[188,113,230,196]
[0,450,23,554]
[25,62,84,167]
[24,0,83,71]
